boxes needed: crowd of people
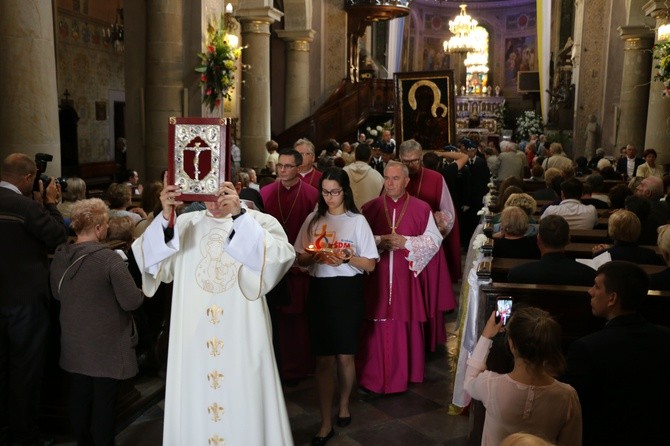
[1,127,670,445]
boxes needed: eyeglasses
[321,188,343,197]
[400,158,421,166]
[276,163,297,170]
[298,152,313,157]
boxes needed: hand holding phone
[495,296,513,326]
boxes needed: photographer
[0,153,68,445]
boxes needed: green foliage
[653,41,670,96]
[195,13,243,112]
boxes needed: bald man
[0,153,67,444]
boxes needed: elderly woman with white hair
[492,206,541,259]
[50,198,143,445]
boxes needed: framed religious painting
[167,117,231,202]
[394,71,456,151]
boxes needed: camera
[33,153,68,192]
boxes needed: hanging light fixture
[443,4,478,54]
[108,8,124,52]
[464,26,489,73]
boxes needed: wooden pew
[564,241,662,259]
[79,161,118,197]
[484,257,665,283]
[569,228,609,243]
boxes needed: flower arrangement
[515,110,543,141]
[195,13,243,113]
[364,120,394,143]
[472,233,489,251]
[365,125,382,138]
[653,41,670,96]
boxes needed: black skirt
[307,275,364,356]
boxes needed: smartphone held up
[495,296,513,326]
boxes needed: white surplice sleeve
[226,211,295,301]
[131,213,180,297]
[403,213,442,276]
[436,177,456,235]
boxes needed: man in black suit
[564,261,670,445]
[615,144,644,180]
[507,215,596,286]
[460,142,490,245]
[0,153,68,445]
[368,143,385,175]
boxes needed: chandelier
[443,4,478,54]
[464,26,489,73]
[106,8,124,52]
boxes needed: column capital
[618,25,655,49]
[236,7,283,25]
[643,1,670,19]
[275,29,316,44]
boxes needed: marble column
[615,26,654,151]
[237,8,283,169]
[644,3,670,166]
[0,0,61,170]
[144,0,184,183]
[276,29,316,128]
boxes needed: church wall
[55,6,125,163]
[573,0,609,158]
[321,0,347,104]
[599,1,626,154]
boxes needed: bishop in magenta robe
[400,140,459,351]
[260,149,320,380]
[356,161,443,394]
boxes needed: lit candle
[225,3,233,13]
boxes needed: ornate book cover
[167,117,231,202]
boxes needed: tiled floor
[105,310,470,446]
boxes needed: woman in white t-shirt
[295,166,379,445]
[464,307,582,446]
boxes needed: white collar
[0,181,21,195]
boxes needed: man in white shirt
[541,177,598,229]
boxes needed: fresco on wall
[422,37,451,71]
[506,13,536,31]
[57,10,124,163]
[423,13,450,33]
[504,36,537,86]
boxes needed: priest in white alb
[132,179,295,445]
